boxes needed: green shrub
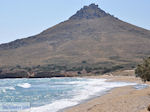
[135,57,150,82]
[24,67,32,72]
[16,65,21,69]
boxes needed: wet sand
[64,75,150,112]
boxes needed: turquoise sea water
[0,77,142,112]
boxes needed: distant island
[0,4,150,78]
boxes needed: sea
[0,77,147,112]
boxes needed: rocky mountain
[0,3,150,78]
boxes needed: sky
[0,0,150,44]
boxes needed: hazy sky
[0,0,150,44]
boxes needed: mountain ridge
[0,4,150,78]
[0,3,150,50]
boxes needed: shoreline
[64,75,150,112]
[61,85,114,112]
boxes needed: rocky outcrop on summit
[69,4,109,20]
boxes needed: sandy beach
[65,73,150,112]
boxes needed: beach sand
[65,74,150,112]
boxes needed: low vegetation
[0,60,131,78]
[135,57,150,82]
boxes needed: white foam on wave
[22,99,78,112]
[0,86,15,93]
[70,79,136,102]
[22,78,136,112]
[17,83,31,88]
[7,86,16,90]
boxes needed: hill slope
[0,4,150,78]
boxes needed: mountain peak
[89,3,99,8]
[69,3,108,20]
